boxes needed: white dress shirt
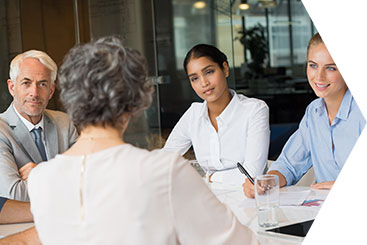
[163,90,270,185]
[28,144,258,245]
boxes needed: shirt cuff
[268,162,295,186]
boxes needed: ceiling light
[193,1,206,9]
[239,0,250,10]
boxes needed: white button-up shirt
[163,90,270,185]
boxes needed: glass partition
[0,0,22,112]
[88,0,162,149]
[157,0,236,132]
[0,0,317,157]
[0,0,162,150]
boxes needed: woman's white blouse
[28,144,258,245]
[163,90,270,185]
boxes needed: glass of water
[255,174,279,228]
[189,160,214,184]
[189,160,206,177]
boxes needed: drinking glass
[189,160,214,184]
[189,160,205,177]
[255,174,279,228]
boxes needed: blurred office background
[0,0,317,159]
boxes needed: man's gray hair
[58,36,154,130]
[9,50,57,83]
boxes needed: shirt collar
[199,89,238,125]
[13,103,45,132]
[314,89,353,121]
[336,89,352,121]
[217,89,237,124]
[314,98,326,117]
[199,100,209,120]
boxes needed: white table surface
[209,182,329,245]
[0,184,329,244]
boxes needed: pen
[237,162,255,185]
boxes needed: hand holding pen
[237,162,256,198]
[237,162,254,184]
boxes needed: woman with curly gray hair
[27,36,258,245]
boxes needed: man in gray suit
[0,50,78,201]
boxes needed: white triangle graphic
[302,0,367,244]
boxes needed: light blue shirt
[269,89,366,185]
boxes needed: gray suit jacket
[0,104,78,201]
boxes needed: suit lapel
[44,112,59,159]
[13,122,43,163]
[4,105,43,163]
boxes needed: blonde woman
[243,33,366,197]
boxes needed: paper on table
[209,182,239,196]
[280,189,311,206]
[211,188,237,196]
[238,189,311,208]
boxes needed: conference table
[0,182,329,244]
[210,182,329,244]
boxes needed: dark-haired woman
[163,44,270,185]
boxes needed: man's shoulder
[0,117,8,127]
[0,117,11,134]
[0,113,21,144]
[44,109,72,124]
[44,109,69,118]
[0,105,15,123]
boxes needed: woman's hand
[311,181,335,190]
[242,178,255,198]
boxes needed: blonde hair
[9,50,57,83]
[307,33,324,57]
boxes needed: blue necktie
[32,128,47,161]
